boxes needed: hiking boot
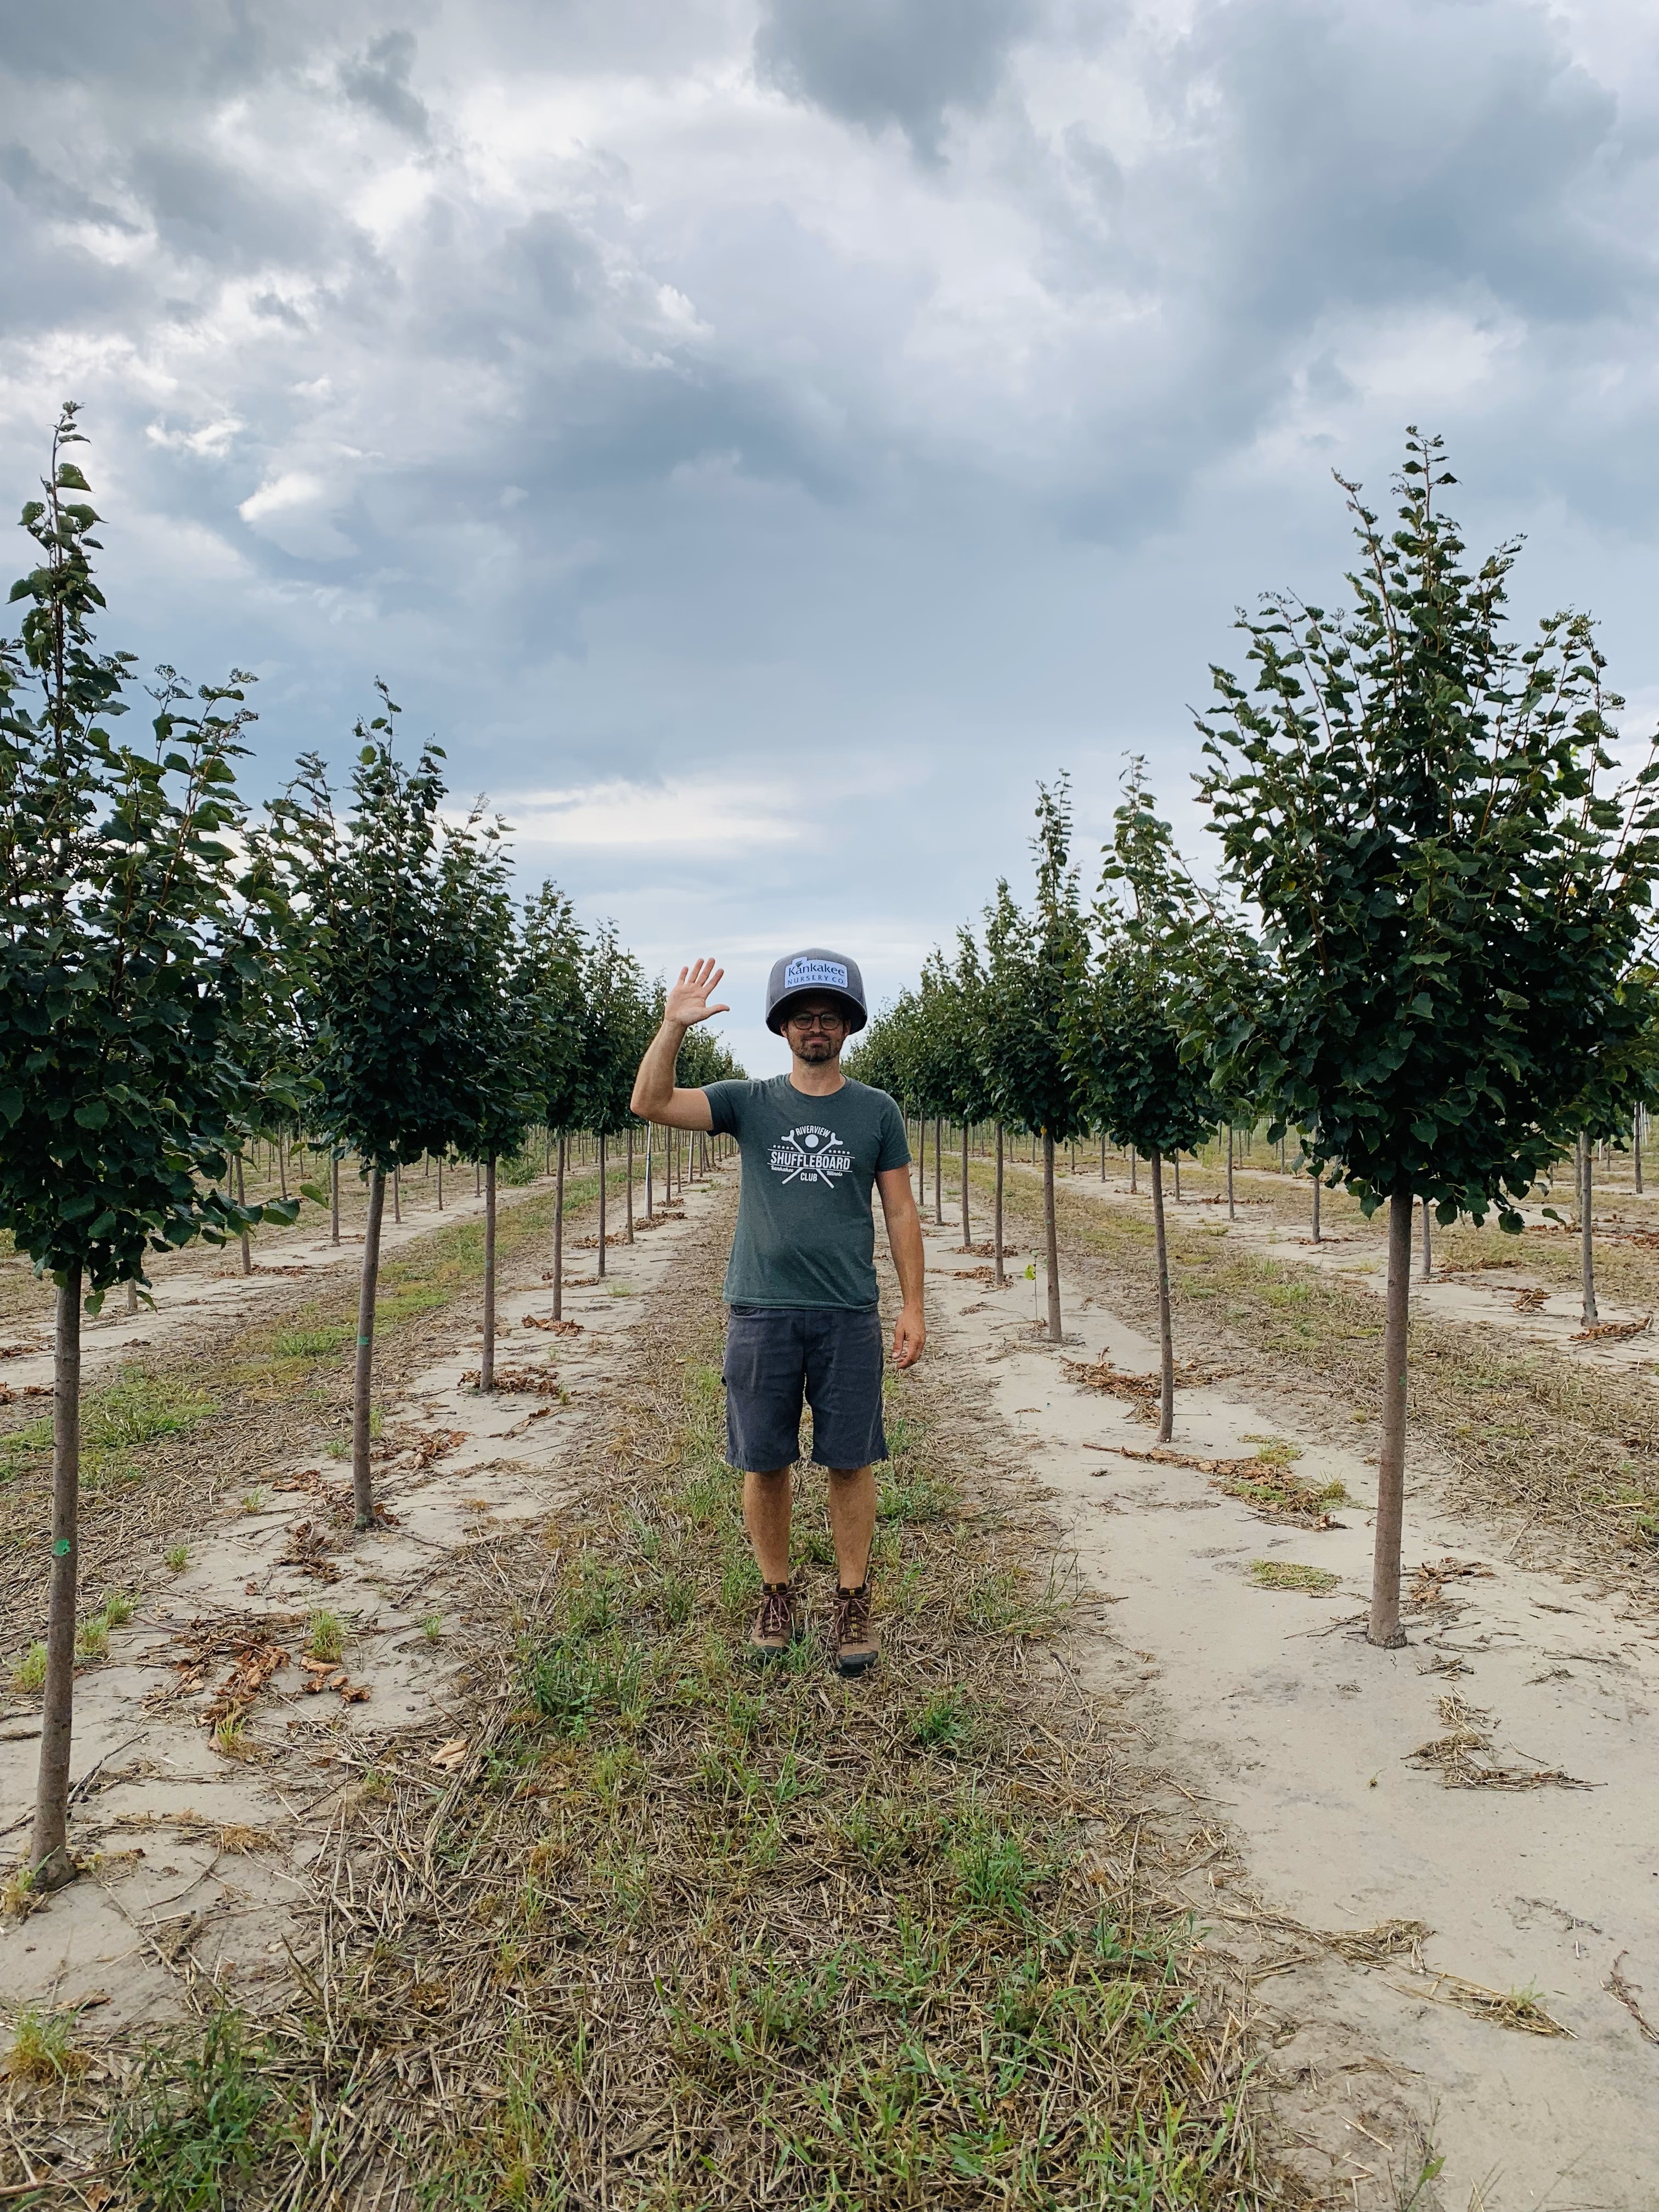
[748,1581,796,1664]
[831,1579,878,1677]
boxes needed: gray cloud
[340,29,431,139]
[755,0,1038,157]
[0,0,1654,1028]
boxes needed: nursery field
[4,1146,1657,2209]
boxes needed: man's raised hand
[665,958,729,1028]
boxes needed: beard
[797,1036,837,1061]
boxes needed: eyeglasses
[788,1011,845,1032]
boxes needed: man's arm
[876,1165,926,1368]
[629,958,724,1131]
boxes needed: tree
[575,928,651,1279]
[0,409,296,1887]
[1195,431,1659,1646]
[980,782,1092,1341]
[453,837,538,1391]
[515,883,586,1319]
[924,933,992,1252]
[1066,768,1228,1440]
[267,690,514,1527]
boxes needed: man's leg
[743,1468,794,1585]
[825,1465,876,1592]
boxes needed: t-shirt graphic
[771,1126,852,1186]
[704,1075,910,1310]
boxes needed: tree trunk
[915,1115,925,1209]
[393,1164,402,1224]
[598,1132,608,1278]
[125,1280,138,1314]
[1172,1153,1181,1204]
[437,1155,444,1211]
[238,1156,251,1274]
[278,1138,287,1201]
[645,1123,654,1222]
[1128,1144,1137,1195]
[994,1125,1005,1289]
[933,1118,943,1225]
[1311,1167,1321,1243]
[30,1273,82,1889]
[476,1160,482,1198]
[626,1125,635,1243]
[1226,1123,1235,1220]
[1368,1193,1414,1647]
[1100,1132,1106,1181]
[551,1135,567,1320]
[351,1168,387,1530]
[1580,1133,1597,1325]
[330,1154,340,1246]
[481,1155,498,1390]
[1635,1108,1643,1196]
[960,1120,970,1249]
[1149,1149,1175,1444]
[1042,1132,1061,1343]
[1419,1196,1432,1280]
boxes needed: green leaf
[299,1182,330,1206]
[74,1100,110,1128]
[55,462,91,490]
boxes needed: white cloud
[238,470,356,560]
[503,777,803,851]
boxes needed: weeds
[1249,1560,1341,1594]
[10,1640,46,1693]
[165,1544,189,1571]
[110,2011,277,2208]
[306,1610,345,1663]
[4,2006,88,2084]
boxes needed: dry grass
[84,1189,1273,2209]
[1247,1561,1341,1595]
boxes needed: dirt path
[0,1175,727,2040]
[913,1214,1659,2209]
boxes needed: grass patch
[1249,1559,1341,1594]
[10,1641,46,1693]
[4,2006,88,2084]
[236,1194,1265,2210]
[0,1365,211,1493]
[110,2012,281,2207]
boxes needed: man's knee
[826,1464,871,1484]
[748,1465,793,1483]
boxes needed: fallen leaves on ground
[522,1316,584,1335]
[1570,1316,1652,1342]
[464,1367,565,1397]
[1110,1443,1348,1527]
[1407,1690,1589,1791]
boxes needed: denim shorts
[723,1306,888,1473]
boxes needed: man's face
[786,1000,848,1063]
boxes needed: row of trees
[0,408,738,1891]
[854,431,1659,1655]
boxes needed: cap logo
[785,957,848,990]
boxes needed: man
[630,948,926,1675]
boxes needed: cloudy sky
[3,0,1655,1072]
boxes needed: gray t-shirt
[704,1075,911,1311]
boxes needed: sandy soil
[915,1218,1659,2211]
[0,1176,725,2036]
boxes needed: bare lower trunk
[437,1154,444,1210]
[1635,1108,1643,1195]
[1369,1193,1414,1649]
[278,1138,287,1201]
[1148,1150,1176,1442]
[552,1136,566,1321]
[994,1125,1005,1288]
[1226,1124,1235,1220]
[31,1274,82,1888]
[598,1133,608,1278]
[481,1156,498,1390]
[915,1116,925,1209]
[626,1126,635,1243]
[1311,1169,1321,1243]
[1042,1132,1061,1343]
[1100,1132,1106,1181]
[330,1154,340,1246]
[1419,1196,1432,1280]
[125,1280,138,1314]
[645,1124,654,1222]
[1580,1133,1597,1324]
[933,1118,943,1224]
[351,1168,387,1530]
[1128,1144,1137,1195]
[960,1120,970,1248]
[1172,1153,1181,1204]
